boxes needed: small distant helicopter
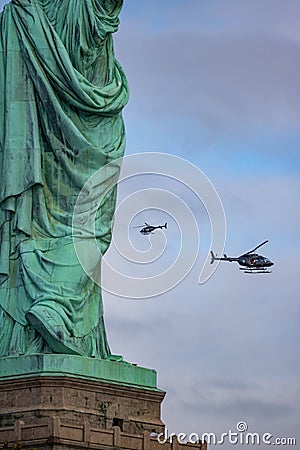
[134,222,167,235]
[210,240,274,273]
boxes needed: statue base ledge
[0,354,158,390]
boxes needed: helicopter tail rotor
[210,251,216,264]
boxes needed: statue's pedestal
[0,355,206,449]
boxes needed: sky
[1,0,299,448]
[111,2,300,447]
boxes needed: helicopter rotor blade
[132,225,146,229]
[243,240,269,255]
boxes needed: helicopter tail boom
[210,252,238,263]
[158,222,167,230]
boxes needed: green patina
[0,355,159,389]
[0,0,129,361]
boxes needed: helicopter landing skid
[240,268,272,274]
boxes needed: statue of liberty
[0,0,128,357]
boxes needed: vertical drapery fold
[0,0,128,357]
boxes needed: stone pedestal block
[0,376,165,435]
[0,355,206,450]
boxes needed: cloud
[102,167,300,448]
[163,375,300,442]
[117,30,300,139]
[116,0,300,179]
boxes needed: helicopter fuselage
[235,254,273,268]
[140,226,156,234]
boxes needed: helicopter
[134,222,167,235]
[210,240,274,273]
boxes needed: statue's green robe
[0,0,128,356]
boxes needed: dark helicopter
[210,240,274,273]
[134,222,167,235]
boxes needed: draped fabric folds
[0,0,128,357]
